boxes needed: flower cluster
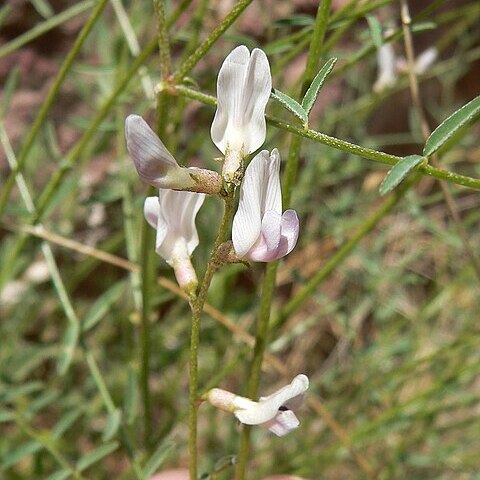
[125,46,306,435]
[126,46,300,289]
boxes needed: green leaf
[366,15,383,49]
[275,14,314,27]
[0,381,44,402]
[82,281,126,331]
[0,5,11,29]
[271,89,307,124]
[30,0,54,18]
[76,442,119,472]
[52,409,83,439]
[411,21,437,32]
[124,366,138,426]
[1,441,42,469]
[423,95,480,157]
[0,408,15,423]
[56,323,80,375]
[0,67,20,119]
[102,408,121,441]
[301,58,337,115]
[379,155,424,195]
[25,390,60,416]
[45,469,71,480]
[143,440,175,478]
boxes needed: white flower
[126,115,221,194]
[144,189,205,291]
[232,149,299,262]
[373,42,397,92]
[211,45,272,181]
[413,47,438,75]
[207,375,309,437]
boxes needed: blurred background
[1,0,480,478]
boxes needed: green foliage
[301,58,337,115]
[271,88,308,124]
[423,94,480,157]
[379,155,424,195]
[1,0,480,479]
[366,14,383,49]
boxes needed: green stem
[188,194,236,480]
[235,261,279,480]
[175,85,480,191]
[236,2,333,479]
[172,0,254,82]
[0,0,109,217]
[153,0,172,79]
[139,212,156,452]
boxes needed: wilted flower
[126,114,222,194]
[211,45,272,182]
[232,149,299,262]
[144,190,204,293]
[207,374,309,437]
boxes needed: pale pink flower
[144,190,204,292]
[211,45,272,181]
[232,149,299,262]
[207,375,309,437]
[126,115,221,194]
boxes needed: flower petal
[274,209,300,259]
[211,45,250,154]
[373,43,396,92]
[232,151,268,257]
[144,196,160,229]
[414,47,438,75]
[235,375,309,425]
[263,148,282,215]
[246,210,282,262]
[266,410,300,437]
[177,190,205,256]
[153,190,204,263]
[125,115,180,187]
[211,46,271,155]
[240,48,272,154]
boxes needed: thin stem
[139,213,156,451]
[0,0,109,217]
[172,0,254,82]
[235,260,279,480]
[400,0,480,282]
[138,85,173,451]
[153,0,172,79]
[175,85,480,191]
[188,194,236,480]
